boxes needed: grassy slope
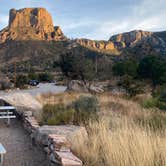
[37,92,166,166]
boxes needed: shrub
[72,96,100,124]
[157,101,166,111]
[118,75,144,97]
[0,80,11,90]
[16,74,28,88]
[141,98,158,109]
[141,97,166,111]
[138,56,166,86]
[59,52,95,83]
[28,73,39,80]
[38,72,54,82]
[112,60,138,77]
[41,104,75,125]
[158,88,166,103]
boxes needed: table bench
[0,143,6,166]
[0,106,16,125]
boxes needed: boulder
[67,80,89,93]
[67,80,104,93]
[54,151,82,166]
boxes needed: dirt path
[0,120,49,166]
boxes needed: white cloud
[71,0,166,40]
[0,0,166,40]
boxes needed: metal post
[0,154,4,166]
[7,110,10,126]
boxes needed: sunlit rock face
[75,30,153,51]
[75,30,166,55]
[75,39,116,51]
[109,30,153,47]
[0,8,66,43]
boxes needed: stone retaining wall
[21,111,83,166]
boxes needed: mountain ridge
[0,7,166,74]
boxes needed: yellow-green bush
[40,96,100,125]
[41,104,75,125]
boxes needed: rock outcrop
[67,80,104,93]
[0,8,66,43]
[75,30,153,51]
[75,39,116,51]
[109,30,153,47]
[75,30,166,55]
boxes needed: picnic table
[0,106,16,125]
[0,143,6,166]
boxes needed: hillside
[0,7,166,74]
[76,30,166,56]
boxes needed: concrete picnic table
[0,143,6,166]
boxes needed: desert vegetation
[40,96,99,125]
[37,92,166,166]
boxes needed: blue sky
[0,0,166,40]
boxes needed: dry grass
[71,93,166,166]
[36,92,91,106]
[71,117,166,166]
[36,92,166,166]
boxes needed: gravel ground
[0,120,49,166]
[0,83,66,96]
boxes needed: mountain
[0,7,166,74]
[0,8,66,43]
[76,30,166,55]
[0,8,69,73]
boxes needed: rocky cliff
[76,30,166,55]
[75,39,115,50]
[109,30,153,47]
[0,8,66,43]
[0,7,166,74]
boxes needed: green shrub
[112,60,138,77]
[41,104,75,125]
[28,73,39,80]
[138,56,166,86]
[16,74,28,88]
[72,96,100,124]
[141,98,158,109]
[38,72,54,82]
[118,75,144,97]
[157,101,166,111]
[158,88,166,103]
[142,97,166,111]
[41,96,100,125]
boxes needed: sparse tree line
[58,52,166,110]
